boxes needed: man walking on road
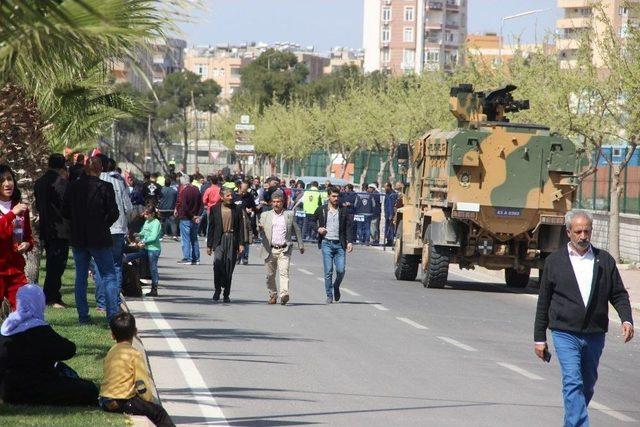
[534,209,634,427]
[315,187,353,304]
[206,188,246,303]
[259,190,304,305]
[175,180,203,265]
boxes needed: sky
[178,0,560,52]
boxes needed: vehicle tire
[505,267,531,288]
[394,223,419,281]
[421,242,450,289]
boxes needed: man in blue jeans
[175,179,203,265]
[63,157,120,323]
[314,187,354,304]
[534,210,633,426]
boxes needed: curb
[119,297,163,427]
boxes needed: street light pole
[499,9,549,64]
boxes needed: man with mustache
[534,209,634,427]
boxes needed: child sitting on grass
[99,312,174,427]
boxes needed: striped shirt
[99,172,133,235]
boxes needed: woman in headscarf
[0,284,98,405]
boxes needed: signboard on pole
[240,115,250,124]
[235,124,256,131]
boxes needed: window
[381,48,391,62]
[195,64,208,77]
[403,49,415,67]
[404,6,414,21]
[382,7,392,22]
[230,67,241,76]
[426,49,440,63]
[613,148,622,157]
[404,27,414,42]
[619,6,628,16]
[219,68,225,77]
[382,27,391,42]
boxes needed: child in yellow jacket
[99,312,174,427]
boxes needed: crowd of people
[0,152,403,425]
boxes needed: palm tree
[0,0,174,281]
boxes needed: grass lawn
[0,258,127,426]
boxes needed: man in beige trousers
[259,190,304,305]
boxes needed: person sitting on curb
[0,284,99,406]
[99,312,174,427]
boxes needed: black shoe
[242,259,248,265]
[213,290,221,301]
[326,296,333,304]
[223,297,231,303]
[334,287,341,302]
[145,289,158,297]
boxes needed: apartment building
[184,46,252,100]
[363,0,468,75]
[151,38,186,84]
[557,0,639,68]
[323,48,365,74]
[466,33,556,68]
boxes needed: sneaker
[47,301,68,309]
[242,259,248,265]
[191,261,200,265]
[334,287,341,302]
[212,290,221,301]
[268,295,277,304]
[172,236,179,242]
[178,259,190,264]
[223,297,231,303]
[326,296,333,304]
[140,278,152,285]
[281,294,290,305]
[145,289,158,297]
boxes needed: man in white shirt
[259,191,304,305]
[534,209,633,426]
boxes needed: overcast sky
[178,0,560,52]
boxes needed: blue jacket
[384,191,398,218]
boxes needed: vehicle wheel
[394,223,419,281]
[505,267,531,288]
[421,241,450,289]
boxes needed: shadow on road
[141,327,321,343]
[444,280,539,295]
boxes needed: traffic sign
[235,124,255,131]
[240,115,250,124]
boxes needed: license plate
[495,208,521,217]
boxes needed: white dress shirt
[567,243,594,307]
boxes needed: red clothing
[202,185,221,208]
[0,205,34,277]
[0,202,34,308]
[177,185,204,220]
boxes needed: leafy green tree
[154,70,221,170]
[235,49,309,111]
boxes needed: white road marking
[341,287,361,296]
[437,336,478,352]
[366,301,389,311]
[591,400,637,422]
[143,300,228,425]
[396,317,429,330]
[496,362,544,380]
[297,268,314,275]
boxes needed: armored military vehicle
[394,84,581,288]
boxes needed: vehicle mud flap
[394,223,419,281]
[505,267,531,288]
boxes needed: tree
[154,70,221,171]
[236,49,309,111]
[0,0,169,281]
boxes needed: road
[127,239,640,426]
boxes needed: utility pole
[191,91,199,173]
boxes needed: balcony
[556,17,591,29]
[446,0,460,10]
[425,37,443,44]
[425,22,443,30]
[556,38,579,50]
[427,1,444,10]
[558,0,590,7]
[445,22,459,30]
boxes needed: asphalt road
[127,239,640,426]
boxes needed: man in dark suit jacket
[534,209,634,427]
[315,187,354,304]
[206,187,246,302]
